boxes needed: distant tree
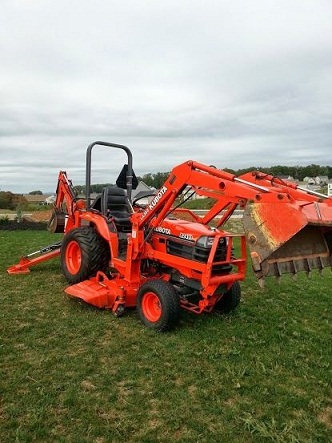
[223,167,236,175]
[301,164,321,180]
[153,172,169,189]
[0,192,12,209]
[0,192,28,210]
[91,183,113,193]
[234,166,263,176]
[73,185,85,196]
[221,164,332,181]
[29,190,43,195]
[141,173,154,187]
[270,165,292,177]
[141,172,169,188]
[73,184,114,196]
[320,166,330,178]
[327,166,332,179]
[296,167,304,179]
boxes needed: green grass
[182,197,214,210]
[1,230,331,442]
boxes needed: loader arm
[131,160,332,283]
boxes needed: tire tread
[61,226,110,284]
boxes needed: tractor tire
[214,281,241,314]
[61,227,110,284]
[137,280,180,332]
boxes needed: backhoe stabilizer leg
[7,244,61,275]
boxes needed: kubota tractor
[8,141,332,331]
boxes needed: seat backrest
[101,186,130,217]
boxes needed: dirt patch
[318,406,332,429]
[0,220,48,231]
[24,210,52,222]
[0,211,51,231]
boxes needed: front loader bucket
[242,201,332,283]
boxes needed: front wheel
[137,280,180,332]
[214,281,241,314]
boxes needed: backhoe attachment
[242,200,332,285]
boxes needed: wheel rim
[141,291,162,322]
[65,240,82,274]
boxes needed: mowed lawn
[0,229,331,442]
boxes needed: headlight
[196,236,227,248]
[196,236,214,248]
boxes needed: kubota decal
[179,233,194,241]
[140,186,168,220]
[154,227,171,235]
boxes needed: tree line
[72,164,331,194]
[224,164,331,181]
[0,192,28,210]
[1,163,331,209]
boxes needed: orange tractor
[8,141,332,331]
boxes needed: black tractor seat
[101,185,132,232]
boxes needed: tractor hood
[157,217,218,242]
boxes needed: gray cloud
[0,0,331,192]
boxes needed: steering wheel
[132,192,156,208]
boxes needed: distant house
[303,177,316,185]
[315,176,329,185]
[303,176,330,187]
[277,175,297,183]
[132,181,154,205]
[23,194,53,205]
[45,195,56,205]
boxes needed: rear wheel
[137,280,180,332]
[214,281,241,314]
[61,227,110,284]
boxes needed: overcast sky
[1,0,331,193]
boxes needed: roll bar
[85,141,134,208]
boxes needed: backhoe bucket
[47,209,66,233]
[242,201,332,283]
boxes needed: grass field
[0,229,331,442]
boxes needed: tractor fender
[79,212,118,257]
